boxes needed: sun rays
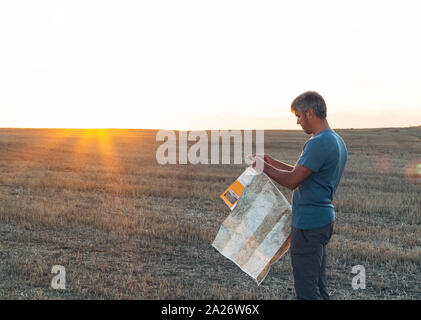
[72,129,122,175]
[0,129,124,182]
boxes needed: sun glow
[12,129,124,175]
[75,129,120,170]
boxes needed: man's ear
[306,108,314,120]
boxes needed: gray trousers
[290,222,334,300]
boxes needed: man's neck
[312,120,331,136]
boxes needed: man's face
[294,109,312,134]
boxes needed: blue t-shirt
[292,129,347,229]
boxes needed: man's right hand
[250,154,272,167]
[250,154,265,173]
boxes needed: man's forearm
[263,162,295,190]
[266,156,294,172]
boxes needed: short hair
[290,91,327,119]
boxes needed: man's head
[291,91,327,134]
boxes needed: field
[0,127,420,300]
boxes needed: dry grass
[0,127,420,299]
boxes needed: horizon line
[0,125,420,131]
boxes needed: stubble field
[0,127,420,299]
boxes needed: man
[253,91,347,300]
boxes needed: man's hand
[250,154,265,173]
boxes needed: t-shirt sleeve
[297,138,326,173]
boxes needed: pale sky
[0,0,420,130]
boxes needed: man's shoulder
[304,131,346,155]
[323,131,348,162]
[315,130,346,147]
[329,131,347,153]
[304,131,329,148]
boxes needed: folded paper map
[220,166,256,210]
[213,167,292,285]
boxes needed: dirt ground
[0,127,420,299]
